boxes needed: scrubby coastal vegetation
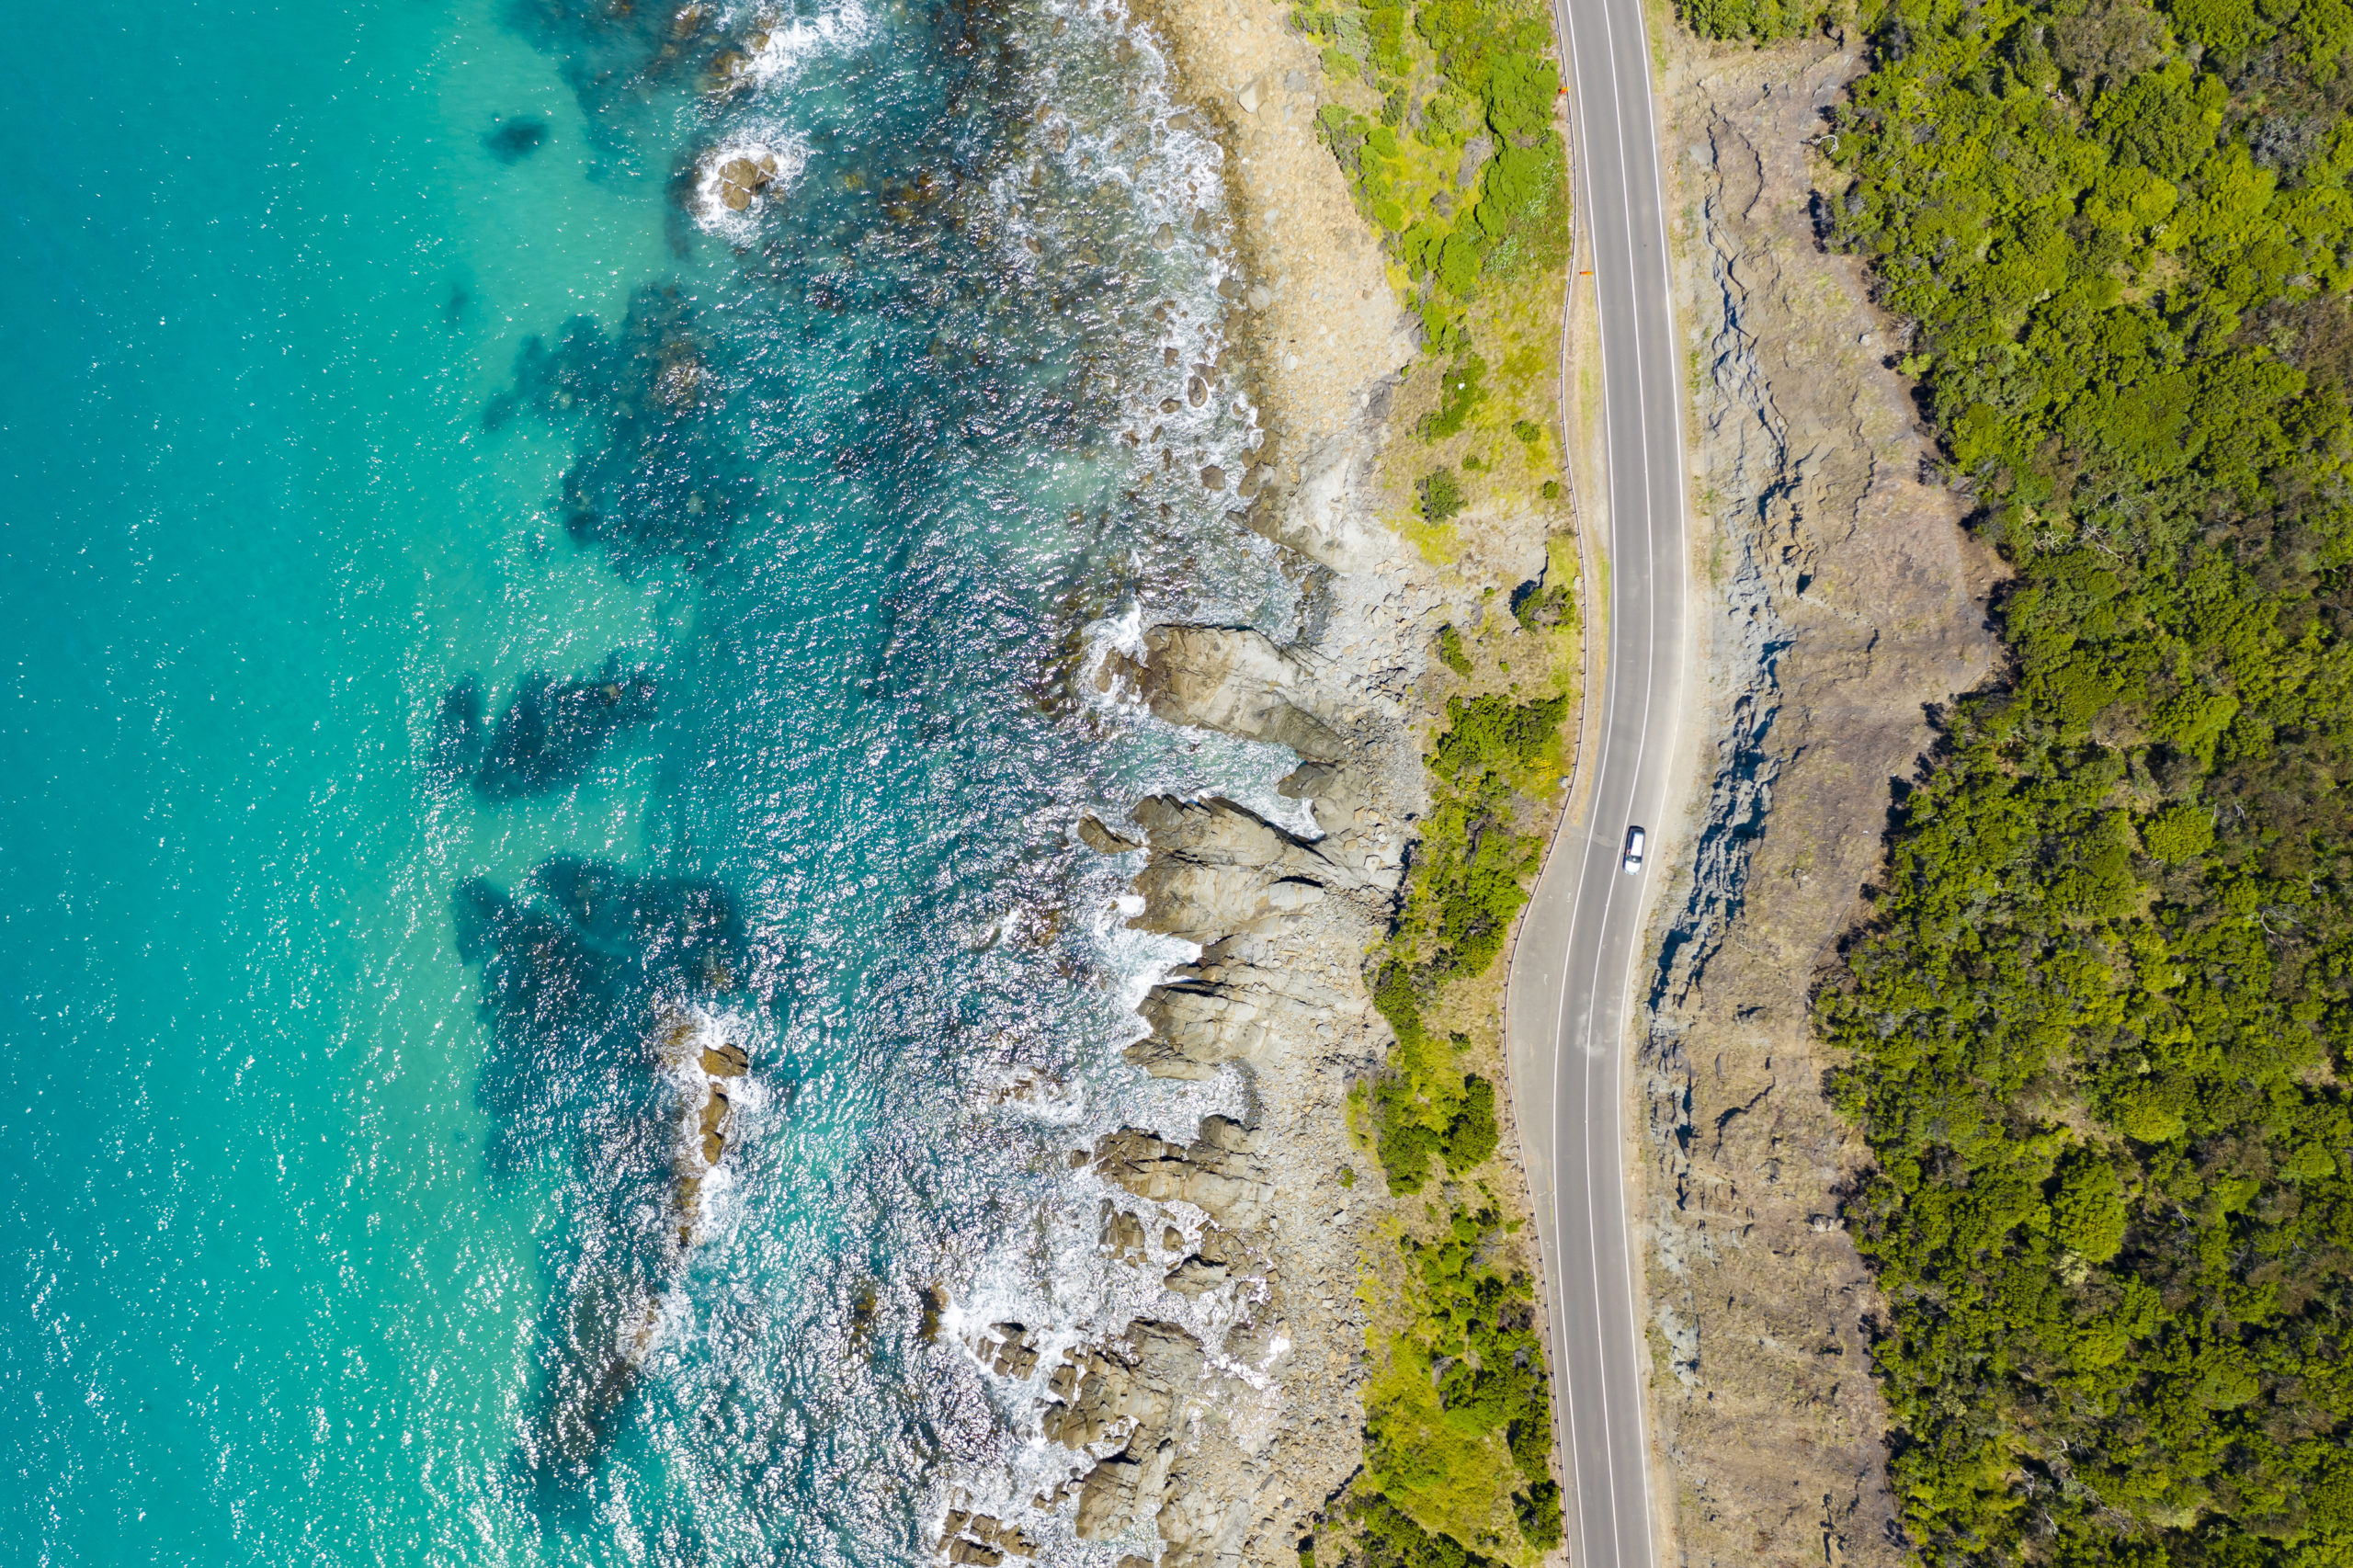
[1368,691,1571,1201]
[1686,0,2353,1556]
[1267,0,1586,1557]
[1347,688,1574,1565]
[1296,0,1565,348]
[1296,0,1574,539]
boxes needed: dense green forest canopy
[1688,0,2353,1562]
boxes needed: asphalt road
[1505,0,1691,1564]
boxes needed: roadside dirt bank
[1636,17,2000,1567]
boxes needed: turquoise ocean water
[0,0,1300,1559]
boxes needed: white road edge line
[1549,8,1608,1566]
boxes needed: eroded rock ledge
[1098,625,1350,760]
[1128,937,1361,1081]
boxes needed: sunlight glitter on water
[427,0,1299,1559]
[0,0,1305,1555]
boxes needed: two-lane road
[1508,0,1691,1564]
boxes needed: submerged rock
[536,1264,662,1467]
[485,117,549,164]
[428,675,486,786]
[484,284,753,576]
[452,860,749,1468]
[468,653,658,801]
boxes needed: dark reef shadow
[486,117,551,163]
[454,858,750,1472]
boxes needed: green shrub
[1425,353,1489,438]
[1438,623,1474,676]
[1677,0,1824,40]
[2050,1149,2130,1262]
[1420,466,1466,522]
[1481,51,1558,139]
[2143,804,2216,862]
[1346,1203,1557,1560]
[1435,229,1486,297]
[1347,1492,1497,1568]
[1444,1074,1500,1171]
[1371,1072,1447,1193]
[1510,1482,1563,1551]
[1309,0,1569,310]
[1511,574,1573,631]
[1472,143,1568,281]
[1365,2,1413,74]
[1429,692,1569,782]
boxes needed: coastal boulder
[1088,1116,1272,1226]
[1124,796,1350,944]
[1076,814,1143,855]
[1155,1462,1254,1568]
[1044,1318,1200,1447]
[1098,1201,1150,1265]
[715,154,780,210]
[1099,624,1346,761]
[1074,1440,1176,1540]
[1163,1225,1248,1299]
[1048,1318,1205,1538]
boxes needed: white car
[1621,825,1646,874]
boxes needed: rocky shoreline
[941,0,1581,1560]
[1042,557,1454,1566]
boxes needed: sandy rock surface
[1133,0,1417,461]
